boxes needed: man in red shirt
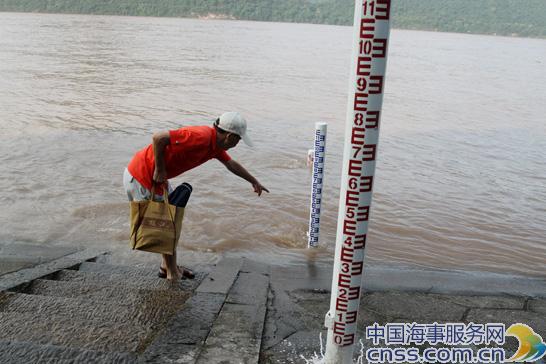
[124,112,269,281]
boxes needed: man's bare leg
[170,250,181,280]
[161,253,180,281]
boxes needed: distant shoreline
[1,0,545,40]
[1,10,545,41]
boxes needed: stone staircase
[0,250,270,363]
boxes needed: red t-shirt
[127,126,231,191]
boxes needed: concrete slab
[197,302,267,364]
[241,258,271,276]
[270,264,546,297]
[21,279,185,302]
[5,249,543,363]
[0,312,151,353]
[77,261,157,276]
[286,289,389,331]
[362,292,468,322]
[362,266,546,298]
[270,265,332,292]
[141,344,200,364]
[466,308,546,334]
[446,295,526,310]
[73,262,205,291]
[143,257,256,363]
[0,259,36,276]
[142,291,227,363]
[260,330,327,364]
[0,242,79,276]
[144,292,225,347]
[225,271,269,305]
[0,340,137,364]
[52,269,168,290]
[265,287,470,354]
[260,330,378,364]
[0,249,105,291]
[0,290,189,329]
[196,257,243,295]
[264,266,335,352]
[529,299,546,314]
[262,288,302,352]
[263,264,546,363]
[0,249,221,362]
[196,268,269,364]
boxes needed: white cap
[216,112,253,147]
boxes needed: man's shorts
[123,168,172,202]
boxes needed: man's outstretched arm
[222,159,269,196]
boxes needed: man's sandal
[158,266,195,280]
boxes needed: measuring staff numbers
[308,127,327,247]
[332,0,391,347]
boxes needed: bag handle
[150,183,170,205]
[150,183,175,225]
[156,183,176,253]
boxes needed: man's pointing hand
[253,182,269,197]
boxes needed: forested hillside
[0,0,544,38]
[392,0,546,37]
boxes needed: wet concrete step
[77,261,156,277]
[140,257,244,363]
[196,267,270,363]
[0,290,189,328]
[49,269,169,290]
[0,312,152,353]
[75,262,206,291]
[23,278,187,303]
[48,268,204,292]
[0,249,106,292]
[0,340,137,364]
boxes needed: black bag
[168,182,193,208]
